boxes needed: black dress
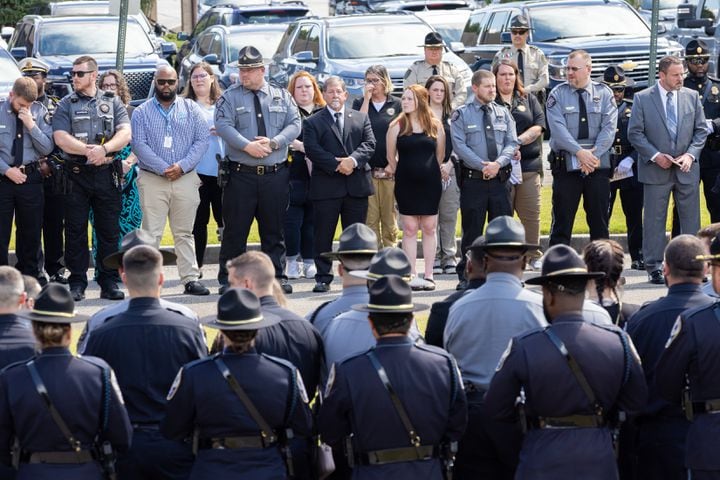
[395,133,441,215]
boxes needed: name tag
[565,106,576,111]
[268,105,285,113]
[467,124,478,129]
[74,110,89,116]
[164,136,173,149]
[236,106,246,113]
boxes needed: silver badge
[167,368,183,401]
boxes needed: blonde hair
[391,85,439,139]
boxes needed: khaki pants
[367,177,398,248]
[435,169,460,266]
[137,169,202,284]
[510,171,542,259]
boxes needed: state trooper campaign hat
[350,247,413,282]
[696,233,720,264]
[685,39,711,58]
[237,45,270,68]
[103,229,177,270]
[352,275,428,313]
[526,244,605,286]
[18,58,50,76]
[420,32,444,47]
[510,15,530,30]
[321,223,378,258]
[468,216,540,253]
[597,65,635,88]
[18,283,89,323]
[202,288,280,330]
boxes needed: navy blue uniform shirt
[0,314,35,369]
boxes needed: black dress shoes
[218,284,229,295]
[313,282,330,293]
[70,287,85,302]
[456,279,468,291]
[100,287,125,301]
[631,259,645,271]
[280,279,293,295]
[648,270,665,285]
[185,281,210,296]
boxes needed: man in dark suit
[628,55,708,285]
[303,76,376,293]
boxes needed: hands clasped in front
[655,152,693,172]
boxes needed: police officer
[215,45,301,295]
[319,275,467,480]
[18,58,66,285]
[404,32,467,109]
[492,15,549,99]
[485,244,647,479]
[306,223,378,336]
[52,55,131,302]
[0,283,132,479]
[451,69,519,290]
[655,234,720,480]
[0,266,36,369]
[0,77,54,281]
[547,50,617,247]
[601,66,645,270]
[162,288,313,479]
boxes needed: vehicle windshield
[202,0,265,6]
[234,9,309,23]
[417,14,469,42]
[530,4,649,42]
[51,4,109,15]
[0,54,20,82]
[327,22,430,59]
[640,0,682,9]
[37,20,155,56]
[228,30,284,60]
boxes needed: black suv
[176,2,311,69]
[8,15,175,103]
[458,0,684,89]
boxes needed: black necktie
[517,50,524,79]
[11,116,23,167]
[253,91,266,137]
[334,112,343,136]
[432,65,438,76]
[577,89,589,140]
[481,105,498,161]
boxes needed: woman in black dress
[386,85,445,291]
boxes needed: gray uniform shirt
[0,100,54,175]
[404,59,468,109]
[53,91,130,147]
[492,45,549,94]
[451,99,519,170]
[546,81,617,167]
[214,82,300,166]
[444,272,547,390]
[306,285,369,337]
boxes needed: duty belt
[25,449,94,464]
[200,436,275,450]
[131,423,160,432]
[232,161,288,176]
[692,399,720,414]
[2,161,41,180]
[460,166,495,181]
[610,145,632,157]
[529,414,605,429]
[355,445,439,465]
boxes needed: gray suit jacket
[628,84,707,185]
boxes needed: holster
[96,441,117,480]
[217,154,230,188]
[548,151,565,172]
[683,383,694,421]
[707,134,720,151]
[497,164,512,183]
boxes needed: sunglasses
[156,79,177,86]
[688,57,709,65]
[611,86,626,93]
[71,70,95,78]
[511,30,528,35]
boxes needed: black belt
[610,145,632,157]
[26,450,94,464]
[68,162,111,173]
[463,382,486,395]
[200,436,275,450]
[460,166,497,181]
[693,399,720,413]
[232,161,288,175]
[356,445,438,465]
[528,414,605,429]
[132,423,160,432]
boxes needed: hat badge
[613,74,619,81]
[698,47,703,54]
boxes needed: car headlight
[548,55,567,82]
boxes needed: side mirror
[293,50,316,62]
[203,53,220,64]
[657,23,667,34]
[706,25,717,36]
[177,32,190,41]
[161,42,178,56]
[1,26,14,41]
[10,46,27,61]
[449,41,465,54]
[500,31,511,43]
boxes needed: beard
[156,89,177,102]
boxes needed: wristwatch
[269,139,280,151]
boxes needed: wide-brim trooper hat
[686,39,711,58]
[526,244,605,285]
[103,229,177,270]
[352,275,428,313]
[237,45,271,68]
[468,216,539,253]
[18,283,89,323]
[419,32,444,47]
[595,65,635,88]
[350,247,413,282]
[510,15,530,30]
[321,223,378,258]
[202,288,280,330]
[696,233,720,263]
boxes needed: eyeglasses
[71,70,95,78]
[191,72,209,80]
[365,78,382,83]
[688,57,709,65]
[101,83,117,89]
[511,29,528,35]
[156,79,177,86]
[567,66,588,72]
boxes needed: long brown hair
[182,62,222,103]
[424,75,452,120]
[98,70,132,106]
[492,59,526,97]
[287,70,326,108]
[391,85,439,138]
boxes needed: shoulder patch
[215,95,227,118]
[665,315,683,349]
[546,95,556,109]
[404,69,412,80]
[496,339,513,372]
[167,368,183,401]
[324,363,336,398]
[110,369,125,405]
[296,370,309,404]
[451,109,461,121]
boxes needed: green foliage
[0,0,50,25]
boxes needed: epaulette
[591,322,624,334]
[682,300,720,321]
[709,76,720,84]
[182,354,219,371]
[261,352,295,371]
[517,326,546,340]
[416,342,453,359]
[527,44,541,51]
[594,81,614,95]
[341,346,375,366]
[1,356,38,374]
[308,299,334,325]
[76,355,112,372]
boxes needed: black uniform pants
[634,416,689,480]
[701,166,720,222]
[192,173,223,268]
[217,166,289,285]
[549,168,610,247]
[41,181,66,277]
[456,176,511,280]
[454,395,522,480]
[64,167,121,290]
[609,179,644,261]
[117,429,194,480]
[313,195,368,285]
[0,173,44,278]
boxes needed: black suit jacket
[303,107,376,200]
